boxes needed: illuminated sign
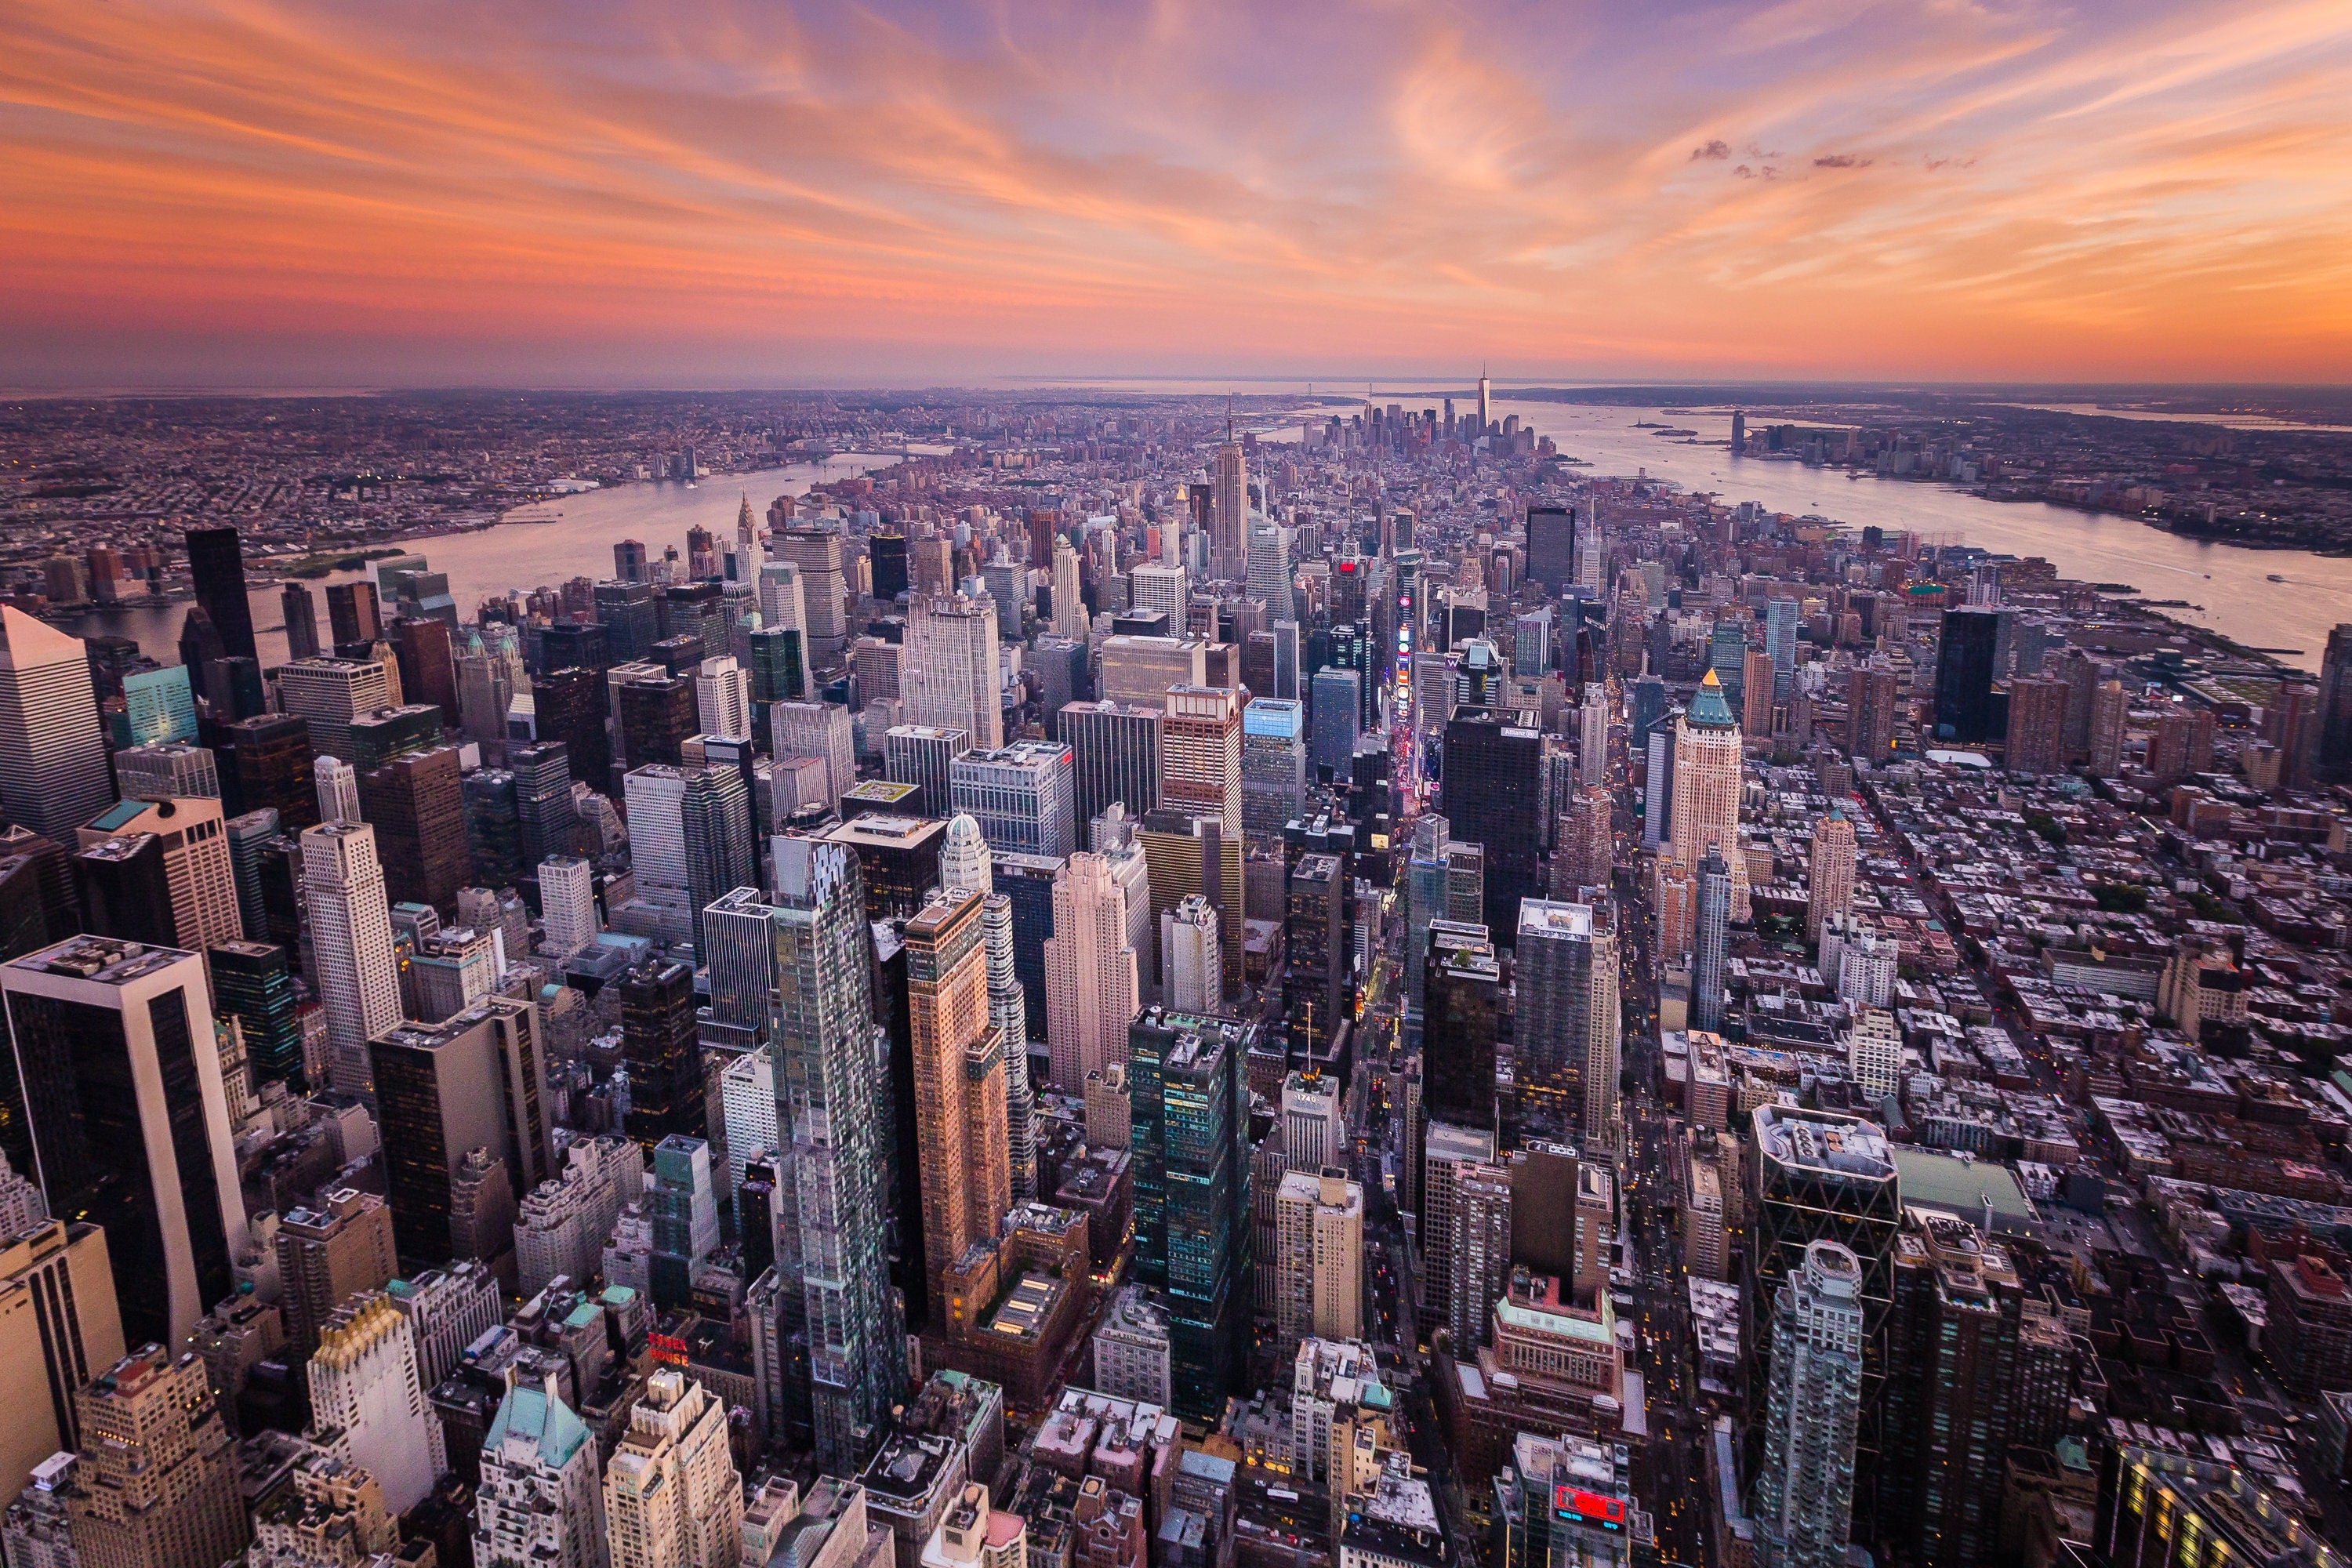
[1553,1487,1624,1530]
[649,1333,690,1367]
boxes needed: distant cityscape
[2,380,2352,1568]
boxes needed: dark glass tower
[1439,706,1544,935]
[771,837,907,1470]
[1525,504,1577,591]
[869,534,910,601]
[208,939,304,1087]
[1128,1006,1254,1422]
[1421,920,1501,1131]
[184,526,258,662]
[534,668,611,795]
[1933,608,2002,745]
[619,959,705,1146]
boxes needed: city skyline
[5,0,2352,387]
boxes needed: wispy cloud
[0,0,2347,385]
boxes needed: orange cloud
[1,0,2348,385]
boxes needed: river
[1489,397,2352,671]
[64,454,899,666]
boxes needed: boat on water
[2269,573,2287,583]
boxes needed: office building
[278,656,394,763]
[647,1136,719,1307]
[1044,851,1142,1091]
[906,593,1003,751]
[64,1346,247,1568]
[1284,854,1348,1060]
[0,1220,123,1505]
[1846,1007,1901,1106]
[1241,699,1306,837]
[1099,633,1210,709]
[1,938,245,1352]
[886,724,970,816]
[0,610,112,845]
[183,526,257,662]
[1212,430,1248,581]
[1162,894,1222,1014]
[2318,622,2352,784]
[1161,687,1242,835]
[1693,849,1730,1033]
[2002,674,2070,775]
[907,890,1011,1318]
[371,997,551,1265]
[1062,702,1161,827]
[781,526,850,666]
[1667,670,1748,920]
[822,813,946,921]
[951,742,1076,858]
[1752,1241,1865,1568]
[1439,708,1542,935]
[541,855,601,957]
[473,1374,608,1568]
[770,837,908,1468]
[1127,1008,1253,1421]
[694,655,751,741]
[1515,900,1619,1150]
[276,1185,397,1362]
[1525,506,1576,591]
[604,1370,742,1568]
[307,1294,447,1512]
[1931,609,2001,746]
[360,746,469,913]
[114,741,219,801]
[681,764,753,957]
[226,714,319,829]
[619,765,694,946]
[1422,920,1501,1132]
[1805,811,1854,942]
[75,796,243,950]
[770,700,857,808]
[1418,1122,1496,1338]
[300,821,402,1097]
[1554,783,1611,899]
[1275,1169,1363,1345]
[619,960,704,1145]
[1308,667,1361,780]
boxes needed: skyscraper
[1668,670,1748,920]
[183,526,258,662]
[769,837,907,1468]
[281,580,321,659]
[1128,1007,1253,1421]
[1241,699,1306,837]
[361,746,469,913]
[1162,686,1243,835]
[1440,707,1543,935]
[0,936,247,1352]
[0,609,112,845]
[619,960,704,1146]
[603,1370,742,1568]
[301,821,403,1097]
[1274,1168,1363,1346]
[906,889,1010,1317]
[1693,849,1730,1033]
[1283,854,1346,1059]
[1931,608,2002,745]
[307,1294,448,1512]
[1806,810,1855,942]
[277,655,393,763]
[681,764,753,958]
[542,855,601,957]
[950,742,1076,858]
[1848,662,1900,763]
[884,724,970,818]
[1308,668,1361,780]
[1753,1241,1866,1568]
[1061,701,1161,826]
[1525,506,1575,592]
[65,1345,248,1568]
[1163,893,1223,1014]
[693,655,751,740]
[2003,675,2071,775]
[1515,900,1620,1150]
[370,997,551,1266]
[1044,851,1142,1091]
[473,1374,608,1568]
[75,796,244,949]
[1213,427,1248,583]
[906,592,1003,750]
[2319,623,2352,784]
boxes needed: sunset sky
[4,0,2350,388]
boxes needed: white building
[387,1259,504,1389]
[768,702,856,808]
[541,856,602,958]
[300,822,403,1098]
[113,740,220,801]
[307,1294,448,1513]
[474,1373,608,1568]
[0,608,112,844]
[278,655,394,764]
[720,1051,779,1196]
[1846,1007,1903,1105]
[514,1137,646,1298]
[619,767,694,947]
[1281,1072,1344,1174]
[905,593,1003,752]
[1091,1287,1171,1407]
[1160,895,1221,1014]
[695,658,751,742]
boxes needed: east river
[65,397,2352,673]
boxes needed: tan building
[1276,1169,1364,1346]
[1805,811,1855,942]
[64,1346,248,1568]
[1667,670,1748,920]
[921,1485,1026,1568]
[75,797,243,949]
[908,891,1011,1318]
[0,1221,124,1504]
[604,1370,743,1568]
[1044,855,1142,1092]
[1160,687,1241,837]
[275,1188,397,1360]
